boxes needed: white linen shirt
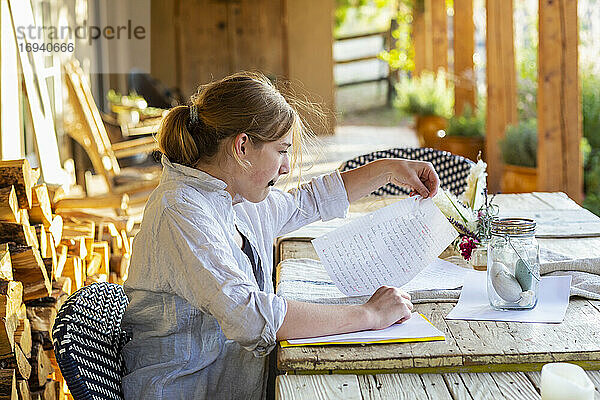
[121,156,349,400]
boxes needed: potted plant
[499,119,538,193]
[394,70,453,148]
[440,105,485,161]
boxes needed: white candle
[541,363,595,400]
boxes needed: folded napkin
[540,247,600,300]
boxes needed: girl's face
[237,132,292,203]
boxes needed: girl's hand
[340,157,440,203]
[362,286,414,330]
[387,159,440,199]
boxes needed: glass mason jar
[487,218,540,310]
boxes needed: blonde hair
[156,72,312,174]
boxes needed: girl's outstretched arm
[340,158,440,203]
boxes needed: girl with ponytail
[122,72,440,399]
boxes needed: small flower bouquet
[433,159,498,262]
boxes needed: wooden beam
[412,1,428,76]
[485,0,517,193]
[453,0,476,115]
[430,0,448,73]
[537,0,582,203]
[8,0,66,186]
[0,0,23,160]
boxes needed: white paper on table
[311,197,458,296]
[446,271,572,323]
[283,313,445,346]
[401,258,468,292]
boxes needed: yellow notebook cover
[280,313,445,348]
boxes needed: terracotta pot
[440,136,485,162]
[415,115,447,148]
[501,164,537,193]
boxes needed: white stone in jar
[490,261,522,303]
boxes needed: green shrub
[582,69,600,216]
[500,119,538,167]
[394,71,453,119]
[582,69,600,150]
[584,151,600,216]
[446,105,485,138]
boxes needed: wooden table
[275,193,600,381]
[276,370,600,399]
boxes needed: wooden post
[537,0,582,203]
[413,0,447,76]
[0,0,23,160]
[453,0,476,115]
[430,0,448,73]
[485,0,517,193]
[412,0,428,76]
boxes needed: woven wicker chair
[52,283,131,400]
[339,147,474,197]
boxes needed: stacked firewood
[0,159,134,400]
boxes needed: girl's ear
[233,133,250,157]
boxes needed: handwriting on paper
[312,197,458,296]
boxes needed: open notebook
[280,313,445,347]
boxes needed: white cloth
[539,247,600,300]
[121,156,349,400]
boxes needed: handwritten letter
[312,197,458,296]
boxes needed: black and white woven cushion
[53,283,131,400]
[340,147,474,196]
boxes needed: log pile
[0,159,135,399]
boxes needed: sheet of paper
[401,258,468,292]
[284,313,445,346]
[446,271,571,323]
[311,197,458,296]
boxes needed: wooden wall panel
[173,0,286,99]
[285,0,335,135]
[485,0,517,193]
[453,0,476,115]
[537,0,582,203]
[150,0,177,90]
[176,0,230,97]
[229,0,285,79]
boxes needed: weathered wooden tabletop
[276,370,600,399]
[276,192,600,374]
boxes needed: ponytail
[156,105,200,167]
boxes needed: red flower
[459,236,479,261]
